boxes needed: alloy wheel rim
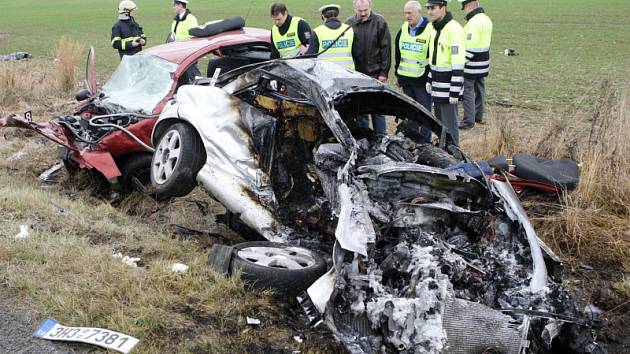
[152,130,181,184]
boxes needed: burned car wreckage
[149,59,603,353]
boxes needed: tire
[150,122,206,198]
[118,153,152,192]
[230,241,327,297]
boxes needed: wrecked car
[0,25,270,193]
[150,59,603,353]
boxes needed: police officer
[426,0,465,146]
[170,0,198,42]
[458,0,492,129]
[270,3,312,59]
[311,4,357,69]
[395,1,434,142]
[111,1,146,59]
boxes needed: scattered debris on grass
[246,317,261,326]
[14,225,29,240]
[38,162,64,183]
[171,262,189,273]
[112,252,140,268]
[502,48,518,56]
[0,51,32,61]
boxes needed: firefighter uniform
[272,16,310,58]
[461,6,492,126]
[111,1,146,59]
[427,10,465,146]
[395,19,435,142]
[111,18,146,58]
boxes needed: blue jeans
[402,84,433,143]
[357,114,387,135]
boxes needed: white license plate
[34,318,139,353]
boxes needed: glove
[449,97,459,105]
[426,82,432,94]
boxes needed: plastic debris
[113,253,141,268]
[246,317,261,325]
[495,98,513,107]
[171,262,189,273]
[39,163,64,183]
[0,51,32,61]
[15,225,29,240]
[293,336,303,344]
[502,48,518,56]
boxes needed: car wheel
[119,153,152,193]
[151,122,205,198]
[230,241,327,297]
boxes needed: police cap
[318,4,341,14]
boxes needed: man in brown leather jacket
[346,0,391,135]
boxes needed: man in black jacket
[111,1,146,59]
[346,0,391,135]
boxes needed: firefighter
[395,1,435,142]
[270,3,312,59]
[425,0,465,146]
[111,1,146,59]
[311,4,358,69]
[458,0,492,129]
[169,0,198,42]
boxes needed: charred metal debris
[203,61,605,353]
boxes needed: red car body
[1,28,270,181]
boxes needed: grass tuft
[53,36,84,94]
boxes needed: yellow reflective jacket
[313,23,355,70]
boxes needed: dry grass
[0,150,331,353]
[461,79,630,287]
[54,36,84,94]
[0,60,58,111]
[0,40,83,117]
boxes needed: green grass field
[2,0,629,109]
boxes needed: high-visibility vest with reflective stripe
[428,18,466,103]
[171,12,198,41]
[313,23,355,70]
[397,22,434,78]
[464,11,492,78]
[272,17,303,58]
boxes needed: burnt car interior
[216,70,456,237]
[206,42,271,78]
